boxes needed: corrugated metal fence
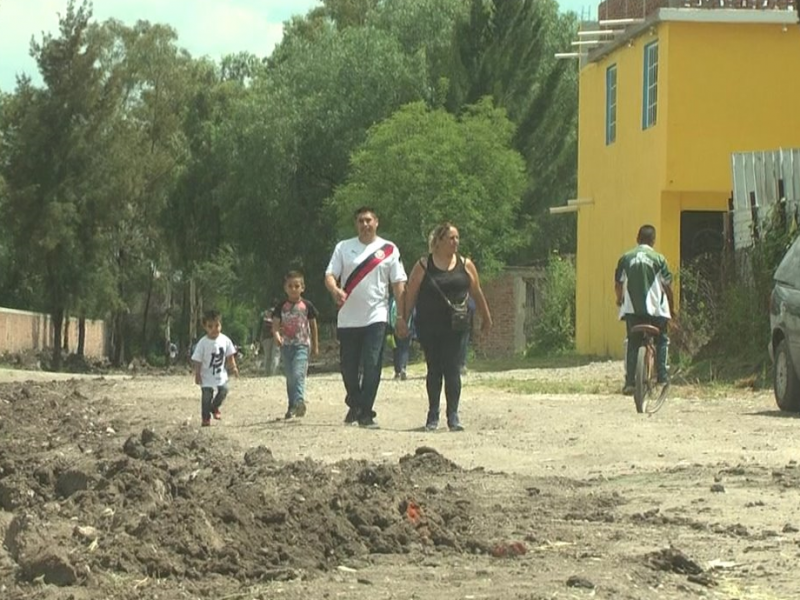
[730,148,800,249]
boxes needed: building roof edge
[586,8,799,65]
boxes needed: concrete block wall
[0,307,107,358]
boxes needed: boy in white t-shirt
[191,309,239,427]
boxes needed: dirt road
[0,362,797,599]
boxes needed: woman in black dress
[404,222,492,431]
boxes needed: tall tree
[219,23,430,311]
[332,99,527,273]
[451,0,579,261]
[0,0,123,369]
[369,0,470,105]
[91,19,194,363]
[163,58,251,347]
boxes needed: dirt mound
[0,380,506,597]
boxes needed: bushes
[677,208,797,380]
[529,254,575,355]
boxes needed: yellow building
[572,5,800,357]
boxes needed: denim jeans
[421,330,467,427]
[261,337,281,376]
[624,315,669,386]
[281,344,309,409]
[201,384,229,421]
[393,333,411,374]
[338,323,386,421]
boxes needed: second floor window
[606,64,617,145]
[642,41,658,129]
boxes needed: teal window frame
[606,64,617,145]
[642,41,658,129]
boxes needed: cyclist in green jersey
[615,225,674,395]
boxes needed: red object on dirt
[405,501,422,524]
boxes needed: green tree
[530,253,576,354]
[91,18,194,363]
[218,23,429,313]
[163,58,253,347]
[332,98,526,273]
[369,0,470,106]
[0,0,125,369]
[318,0,381,28]
[451,0,579,260]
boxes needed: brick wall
[0,307,107,358]
[597,0,795,21]
[473,267,545,358]
[473,272,516,357]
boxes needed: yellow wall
[666,22,800,193]
[576,28,667,357]
[576,18,800,358]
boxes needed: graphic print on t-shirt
[209,347,225,376]
[274,299,317,346]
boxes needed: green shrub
[528,254,575,355]
[671,255,720,362]
[681,206,797,381]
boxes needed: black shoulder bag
[419,258,471,333]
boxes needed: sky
[0,0,595,92]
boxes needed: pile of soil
[3,376,765,599]
[0,380,525,598]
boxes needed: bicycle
[630,323,669,414]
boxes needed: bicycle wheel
[642,342,668,414]
[645,378,669,414]
[639,343,656,413]
[633,345,648,413]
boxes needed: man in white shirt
[325,207,408,428]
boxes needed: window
[606,64,617,145]
[642,41,658,129]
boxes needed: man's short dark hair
[202,309,221,324]
[637,225,656,245]
[354,206,377,219]
[285,270,304,282]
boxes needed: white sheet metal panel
[731,153,753,249]
[730,148,800,250]
[788,149,800,221]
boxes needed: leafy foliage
[0,0,579,369]
[450,0,579,260]
[332,99,527,273]
[677,207,798,382]
[529,254,575,354]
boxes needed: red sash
[343,243,394,296]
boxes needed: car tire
[774,339,800,412]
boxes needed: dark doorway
[680,211,724,267]
[678,211,725,355]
